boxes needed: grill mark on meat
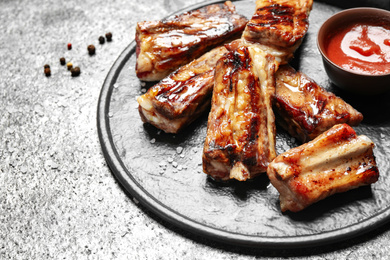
[137,45,229,133]
[135,1,248,81]
[203,46,277,181]
[274,65,363,142]
[250,5,295,28]
[267,124,379,212]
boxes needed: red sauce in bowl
[325,18,390,75]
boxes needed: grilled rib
[274,65,363,143]
[242,0,313,64]
[267,123,379,212]
[202,45,277,181]
[137,45,229,134]
[135,1,248,81]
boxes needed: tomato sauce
[325,18,390,75]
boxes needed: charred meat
[203,45,277,181]
[242,0,313,64]
[135,1,248,81]
[274,65,363,143]
[137,45,229,134]
[267,123,379,212]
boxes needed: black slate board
[97,0,390,248]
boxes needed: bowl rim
[316,7,390,78]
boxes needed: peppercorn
[98,36,105,44]
[60,57,66,65]
[105,32,112,42]
[67,62,73,70]
[67,43,72,50]
[87,44,95,55]
[44,64,50,69]
[70,66,81,77]
[44,67,51,77]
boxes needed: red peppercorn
[67,43,72,50]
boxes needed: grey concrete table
[1,0,390,259]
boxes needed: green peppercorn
[105,32,112,42]
[60,57,66,65]
[99,36,105,44]
[87,44,95,55]
[71,66,81,77]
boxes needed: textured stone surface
[1,0,390,259]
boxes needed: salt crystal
[176,147,183,154]
[150,138,156,144]
[172,162,178,168]
[159,161,167,167]
[20,165,27,174]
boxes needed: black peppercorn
[60,57,66,65]
[44,64,50,69]
[87,44,96,55]
[105,32,112,42]
[71,66,81,77]
[98,36,105,44]
[44,67,51,77]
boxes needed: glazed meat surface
[274,65,363,143]
[137,45,229,134]
[242,0,313,64]
[135,1,248,81]
[203,45,277,181]
[267,123,379,212]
